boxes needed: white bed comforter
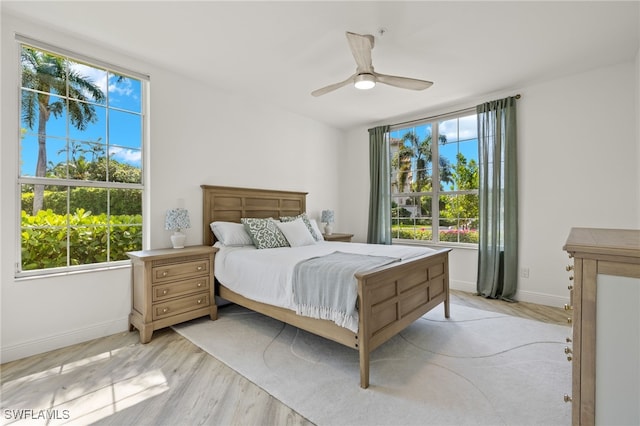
[214,241,436,315]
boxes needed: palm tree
[393,130,453,194]
[21,47,104,213]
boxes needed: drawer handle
[162,271,168,277]
[197,299,203,304]
[197,282,203,287]
[564,394,572,403]
[197,266,204,271]
[563,304,572,311]
[162,307,169,313]
[564,346,572,355]
[162,289,168,295]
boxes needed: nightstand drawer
[153,277,210,302]
[152,258,209,283]
[323,233,354,242]
[153,292,210,320]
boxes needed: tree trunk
[32,102,49,214]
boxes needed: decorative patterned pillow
[241,218,290,249]
[280,213,322,241]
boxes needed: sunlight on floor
[2,348,169,425]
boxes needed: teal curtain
[476,97,518,300]
[367,125,391,244]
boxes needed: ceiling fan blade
[346,32,374,73]
[311,74,356,97]
[374,73,433,91]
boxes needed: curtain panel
[367,125,391,244]
[476,96,518,300]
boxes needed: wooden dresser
[128,245,218,343]
[563,228,640,426]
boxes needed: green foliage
[392,226,433,240]
[47,152,141,184]
[439,229,479,244]
[21,188,141,216]
[392,225,479,243]
[391,206,412,218]
[21,209,142,271]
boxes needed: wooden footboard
[356,248,450,388]
[218,248,450,389]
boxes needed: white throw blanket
[292,251,400,332]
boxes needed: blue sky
[389,113,478,168]
[20,59,142,177]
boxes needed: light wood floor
[1,290,568,426]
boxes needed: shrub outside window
[390,111,479,245]
[18,43,145,275]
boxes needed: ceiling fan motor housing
[354,73,376,90]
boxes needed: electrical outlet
[521,267,530,278]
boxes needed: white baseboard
[514,289,569,308]
[450,279,476,294]
[1,317,129,364]
[450,280,569,308]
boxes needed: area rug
[173,303,571,426]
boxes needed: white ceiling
[3,1,639,130]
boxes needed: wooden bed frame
[202,184,451,388]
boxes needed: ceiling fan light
[354,74,376,90]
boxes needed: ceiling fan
[311,31,433,97]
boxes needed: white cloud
[69,62,108,97]
[69,63,138,104]
[109,75,134,97]
[109,146,141,165]
[440,115,477,142]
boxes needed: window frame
[15,35,149,278]
[389,107,479,248]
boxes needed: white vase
[324,224,333,235]
[170,231,186,249]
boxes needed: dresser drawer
[152,258,210,283]
[153,277,210,302]
[153,292,210,320]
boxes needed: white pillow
[310,219,325,241]
[210,221,254,246]
[280,213,322,241]
[276,218,316,247]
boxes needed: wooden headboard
[201,185,308,246]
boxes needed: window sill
[15,261,131,281]
[392,239,478,251]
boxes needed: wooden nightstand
[127,245,218,343]
[323,233,354,242]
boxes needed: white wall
[0,13,344,362]
[342,59,640,307]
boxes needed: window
[18,41,146,274]
[390,111,478,245]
